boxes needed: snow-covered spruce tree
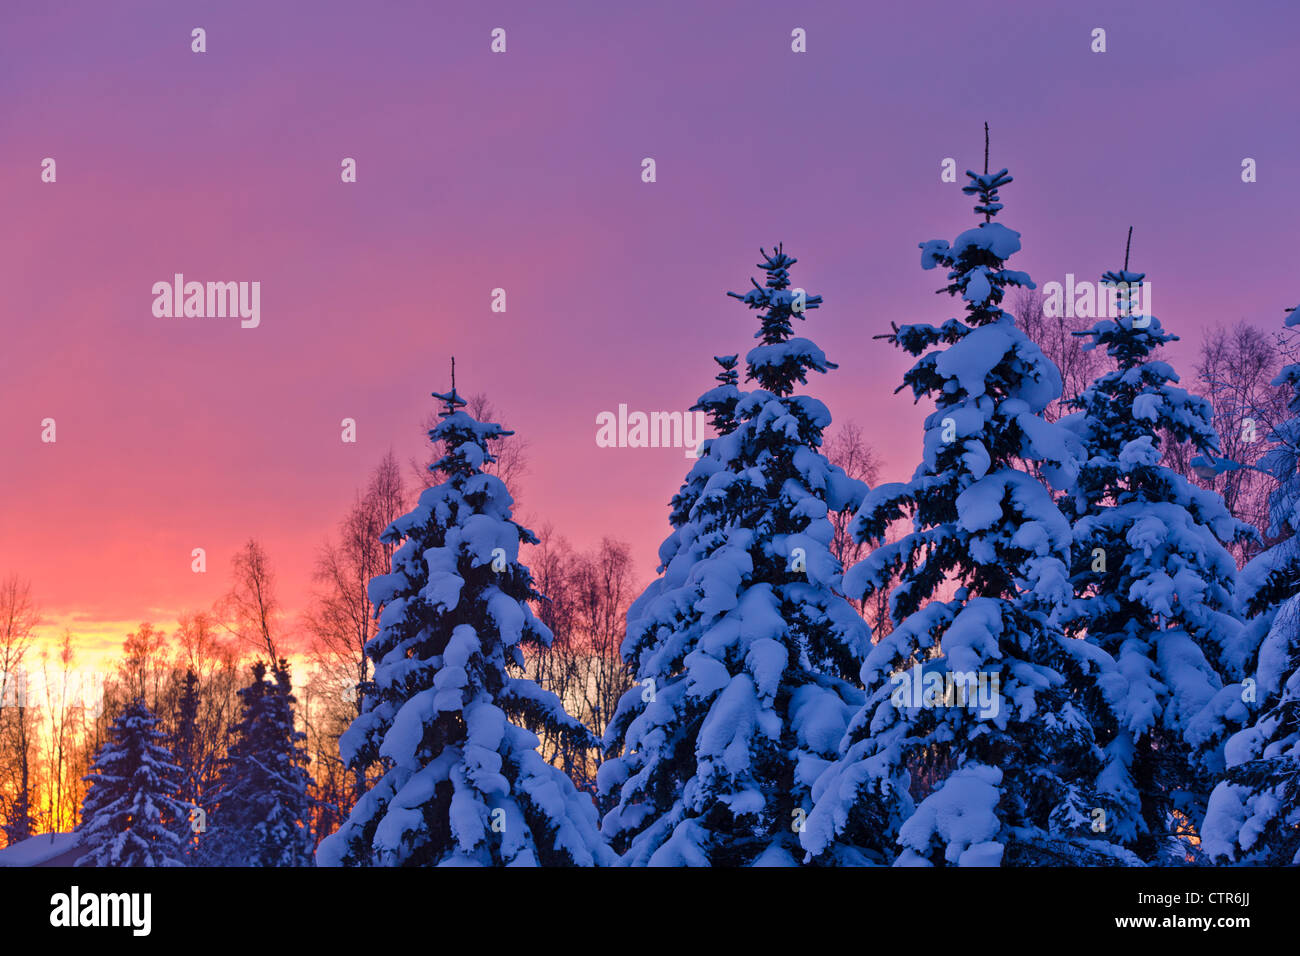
[805,150,1124,866]
[316,382,612,866]
[205,660,314,866]
[1059,258,1251,862]
[1202,303,1300,865]
[599,246,871,866]
[78,698,188,867]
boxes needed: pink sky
[2,0,1297,669]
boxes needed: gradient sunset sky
[3,0,1298,671]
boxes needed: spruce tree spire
[966,124,1009,224]
[437,356,466,415]
[429,364,514,482]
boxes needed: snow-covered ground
[0,832,82,867]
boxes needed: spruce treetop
[1066,254,1245,532]
[430,384,514,481]
[728,244,834,397]
[850,138,1075,624]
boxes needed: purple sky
[2,0,1297,662]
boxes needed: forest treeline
[2,179,1296,865]
[1,310,1289,859]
